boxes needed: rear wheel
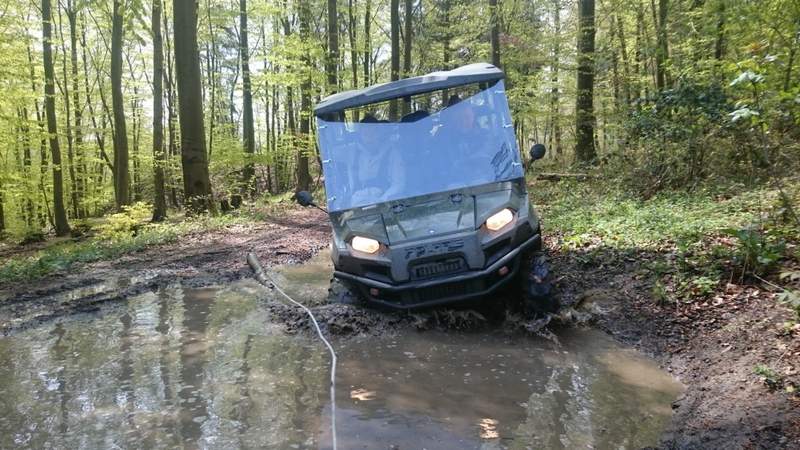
[517,249,559,315]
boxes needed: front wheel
[326,277,364,306]
[516,249,559,315]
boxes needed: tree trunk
[174,0,215,213]
[261,20,273,193]
[42,0,71,236]
[615,12,631,105]
[388,0,400,120]
[403,0,413,76]
[20,107,35,227]
[152,0,167,221]
[126,57,141,202]
[442,0,451,69]
[111,0,130,209]
[205,0,217,159]
[635,1,645,101]
[575,0,596,164]
[363,0,371,87]
[297,1,313,192]
[653,0,668,90]
[550,0,562,156]
[489,0,501,68]
[27,42,50,228]
[785,46,796,92]
[57,3,79,220]
[163,6,180,208]
[714,0,725,61]
[348,0,359,89]
[327,0,339,92]
[240,0,255,197]
[66,0,85,218]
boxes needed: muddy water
[0,258,683,449]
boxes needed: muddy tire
[517,249,559,315]
[327,277,364,306]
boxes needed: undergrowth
[0,205,256,285]
[532,178,799,316]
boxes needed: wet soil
[547,233,800,449]
[1,207,798,448]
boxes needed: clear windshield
[316,80,523,212]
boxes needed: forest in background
[0,0,798,239]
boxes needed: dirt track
[0,208,331,336]
[0,207,798,449]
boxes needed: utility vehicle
[296,63,555,313]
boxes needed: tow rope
[247,252,338,450]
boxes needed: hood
[329,179,526,246]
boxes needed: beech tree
[575,0,597,164]
[327,0,339,91]
[152,0,166,221]
[41,0,71,236]
[174,0,215,213]
[111,0,130,208]
[240,0,255,197]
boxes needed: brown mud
[0,207,798,448]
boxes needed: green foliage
[0,212,253,285]
[536,180,762,250]
[536,176,799,309]
[754,364,783,390]
[777,289,800,320]
[651,280,670,305]
[97,202,152,241]
[0,228,179,284]
[777,271,800,319]
[724,226,786,277]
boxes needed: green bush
[724,226,786,277]
[97,202,152,241]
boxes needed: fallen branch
[534,173,594,182]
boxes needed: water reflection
[0,281,326,449]
[331,329,683,450]
[0,278,682,449]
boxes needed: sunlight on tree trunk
[152,0,167,222]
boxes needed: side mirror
[530,144,546,161]
[295,191,314,207]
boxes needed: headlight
[485,208,514,232]
[351,236,380,254]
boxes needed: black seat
[400,110,430,123]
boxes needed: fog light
[498,266,510,276]
[369,288,380,297]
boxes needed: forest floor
[0,185,799,448]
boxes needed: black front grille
[406,278,484,303]
[411,257,465,280]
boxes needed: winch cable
[246,251,338,450]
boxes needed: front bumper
[334,233,540,309]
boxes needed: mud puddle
[0,256,684,449]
